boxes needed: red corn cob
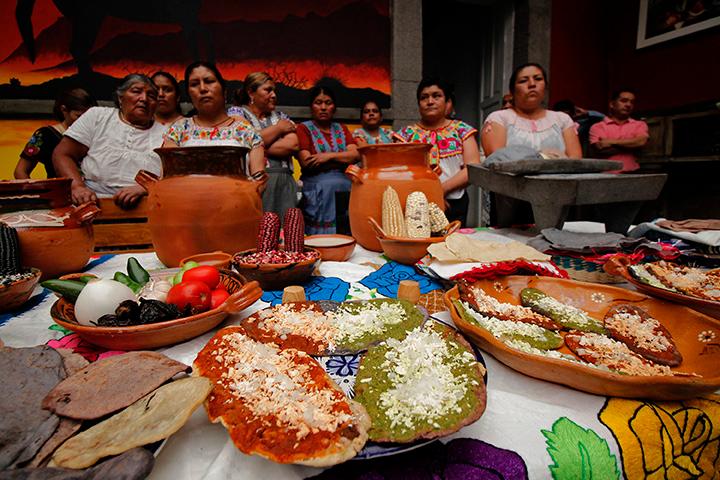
[257,212,281,252]
[283,208,305,253]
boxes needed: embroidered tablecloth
[2,239,718,480]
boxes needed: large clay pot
[137,146,266,267]
[0,178,99,280]
[346,143,445,252]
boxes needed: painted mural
[0,0,391,106]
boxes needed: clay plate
[375,220,461,265]
[444,275,720,400]
[232,247,320,291]
[180,251,233,269]
[604,256,720,320]
[304,235,356,262]
[50,270,262,350]
[0,268,42,312]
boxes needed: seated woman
[296,86,360,234]
[481,63,581,159]
[352,100,393,145]
[162,62,264,177]
[151,71,184,126]
[15,88,96,179]
[230,72,298,220]
[394,78,481,226]
[53,74,166,208]
[481,63,581,226]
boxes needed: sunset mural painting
[0,0,391,106]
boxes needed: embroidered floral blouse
[394,120,478,199]
[352,127,393,145]
[164,116,263,149]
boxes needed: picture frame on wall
[637,0,720,48]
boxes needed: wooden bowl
[0,268,42,312]
[374,220,461,265]
[604,256,720,320]
[49,270,262,350]
[304,235,356,262]
[180,251,233,269]
[232,247,320,291]
[445,276,720,400]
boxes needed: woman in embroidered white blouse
[53,73,166,208]
[162,62,265,177]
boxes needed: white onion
[74,279,136,326]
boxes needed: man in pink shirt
[589,89,649,172]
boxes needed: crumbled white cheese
[376,325,478,430]
[333,301,407,344]
[570,332,673,376]
[216,332,352,440]
[460,301,551,342]
[606,309,671,352]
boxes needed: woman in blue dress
[296,86,360,234]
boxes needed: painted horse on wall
[15,0,214,75]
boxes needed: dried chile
[94,314,119,326]
[138,299,182,324]
[115,300,140,325]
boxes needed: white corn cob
[428,202,449,233]
[405,192,431,238]
[382,186,407,237]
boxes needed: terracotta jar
[346,143,444,251]
[136,146,265,267]
[0,178,99,280]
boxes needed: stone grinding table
[469,165,668,233]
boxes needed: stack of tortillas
[428,233,550,263]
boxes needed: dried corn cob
[283,208,305,253]
[0,222,22,276]
[405,192,431,238]
[381,186,407,237]
[428,202,449,233]
[256,212,281,252]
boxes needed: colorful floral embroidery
[352,127,393,144]
[303,121,347,153]
[599,396,720,479]
[165,117,262,147]
[394,120,477,165]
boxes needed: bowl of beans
[232,247,321,291]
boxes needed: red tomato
[166,281,211,312]
[181,266,220,290]
[210,289,230,309]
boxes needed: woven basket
[551,255,624,284]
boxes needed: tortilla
[28,419,81,468]
[354,322,486,443]
[0,346,65,470]
[0,448,154,480]
[56,349,89,377]
[42,351,189,420]
[428,234,550,263]
[194,326,370,466]
[50,377,211,469]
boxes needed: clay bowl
[49,270,262,350]
[180,251,233,269]
[445,276,720,400]
[604,256,720,320]
[232,247,321,291]
[371,219,461,265]
[304,235,356,262]
[0,268,42,312]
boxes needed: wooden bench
[93,198,153,253]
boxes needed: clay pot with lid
[136,146,266,267]
[0,178,100,279]
[346,143,445,252]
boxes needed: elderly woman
[481,63,581,158]
[229,72,298,220]
[151,71,183,126]
[352,100,393,146]
[15,88,96,179]
[296,86,360,234]
[162,62,264,176]
[394,78,481,225]
[53,74,165,208]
